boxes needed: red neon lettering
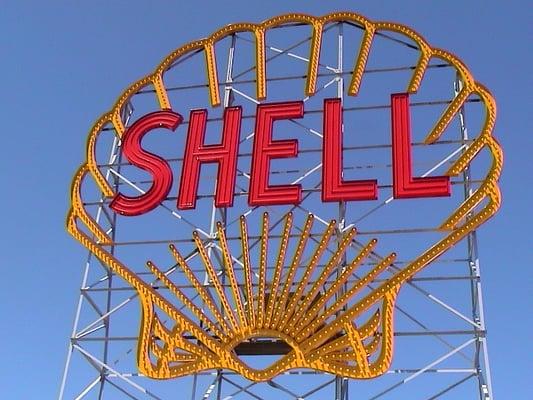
[249,101,304,206]
[110,110,182,216]
[110,95,451,216]
[391,93,451,199]
[322,98,378,202]
[178,107,242,209]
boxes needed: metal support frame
[455,75,493,400]
[60,21,495,400]
[334,23,348,400]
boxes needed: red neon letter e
[110,110,182,216]
[178,107,241,209]
[249,101,304,206]
[322,98,377,202]
[391,93,450,199]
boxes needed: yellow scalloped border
[67,11,502,381]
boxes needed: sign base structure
[60,13,499,400]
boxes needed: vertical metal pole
[58,258,93,400]
[215,371,223,400]
[190,374,198,400]
[59,109,127,399]
[335,22,348,400]
[96,177,118,398]
[210,33,237,400]
[97,103,133,399]
[455,75,494,400]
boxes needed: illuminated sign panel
[111,94,450,216]
[67,12,501,382]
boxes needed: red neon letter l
[391,93,450,198]
[322,98,378,202]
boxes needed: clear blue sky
[0,1,531,399]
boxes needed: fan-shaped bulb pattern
[136,212,398,380]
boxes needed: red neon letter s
[391,93,450,199]
[322,98,378,202]
[249,101,304,206]
[110,110,182,216]
[177,107,242,210]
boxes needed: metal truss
[60,20,495,400]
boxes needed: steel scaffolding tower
[60,17,496,400]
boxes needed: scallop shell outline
[66,12,502,381]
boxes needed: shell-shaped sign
[67,12,501,381]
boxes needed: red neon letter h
[322,98,378,202]
[178,107,242,209]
